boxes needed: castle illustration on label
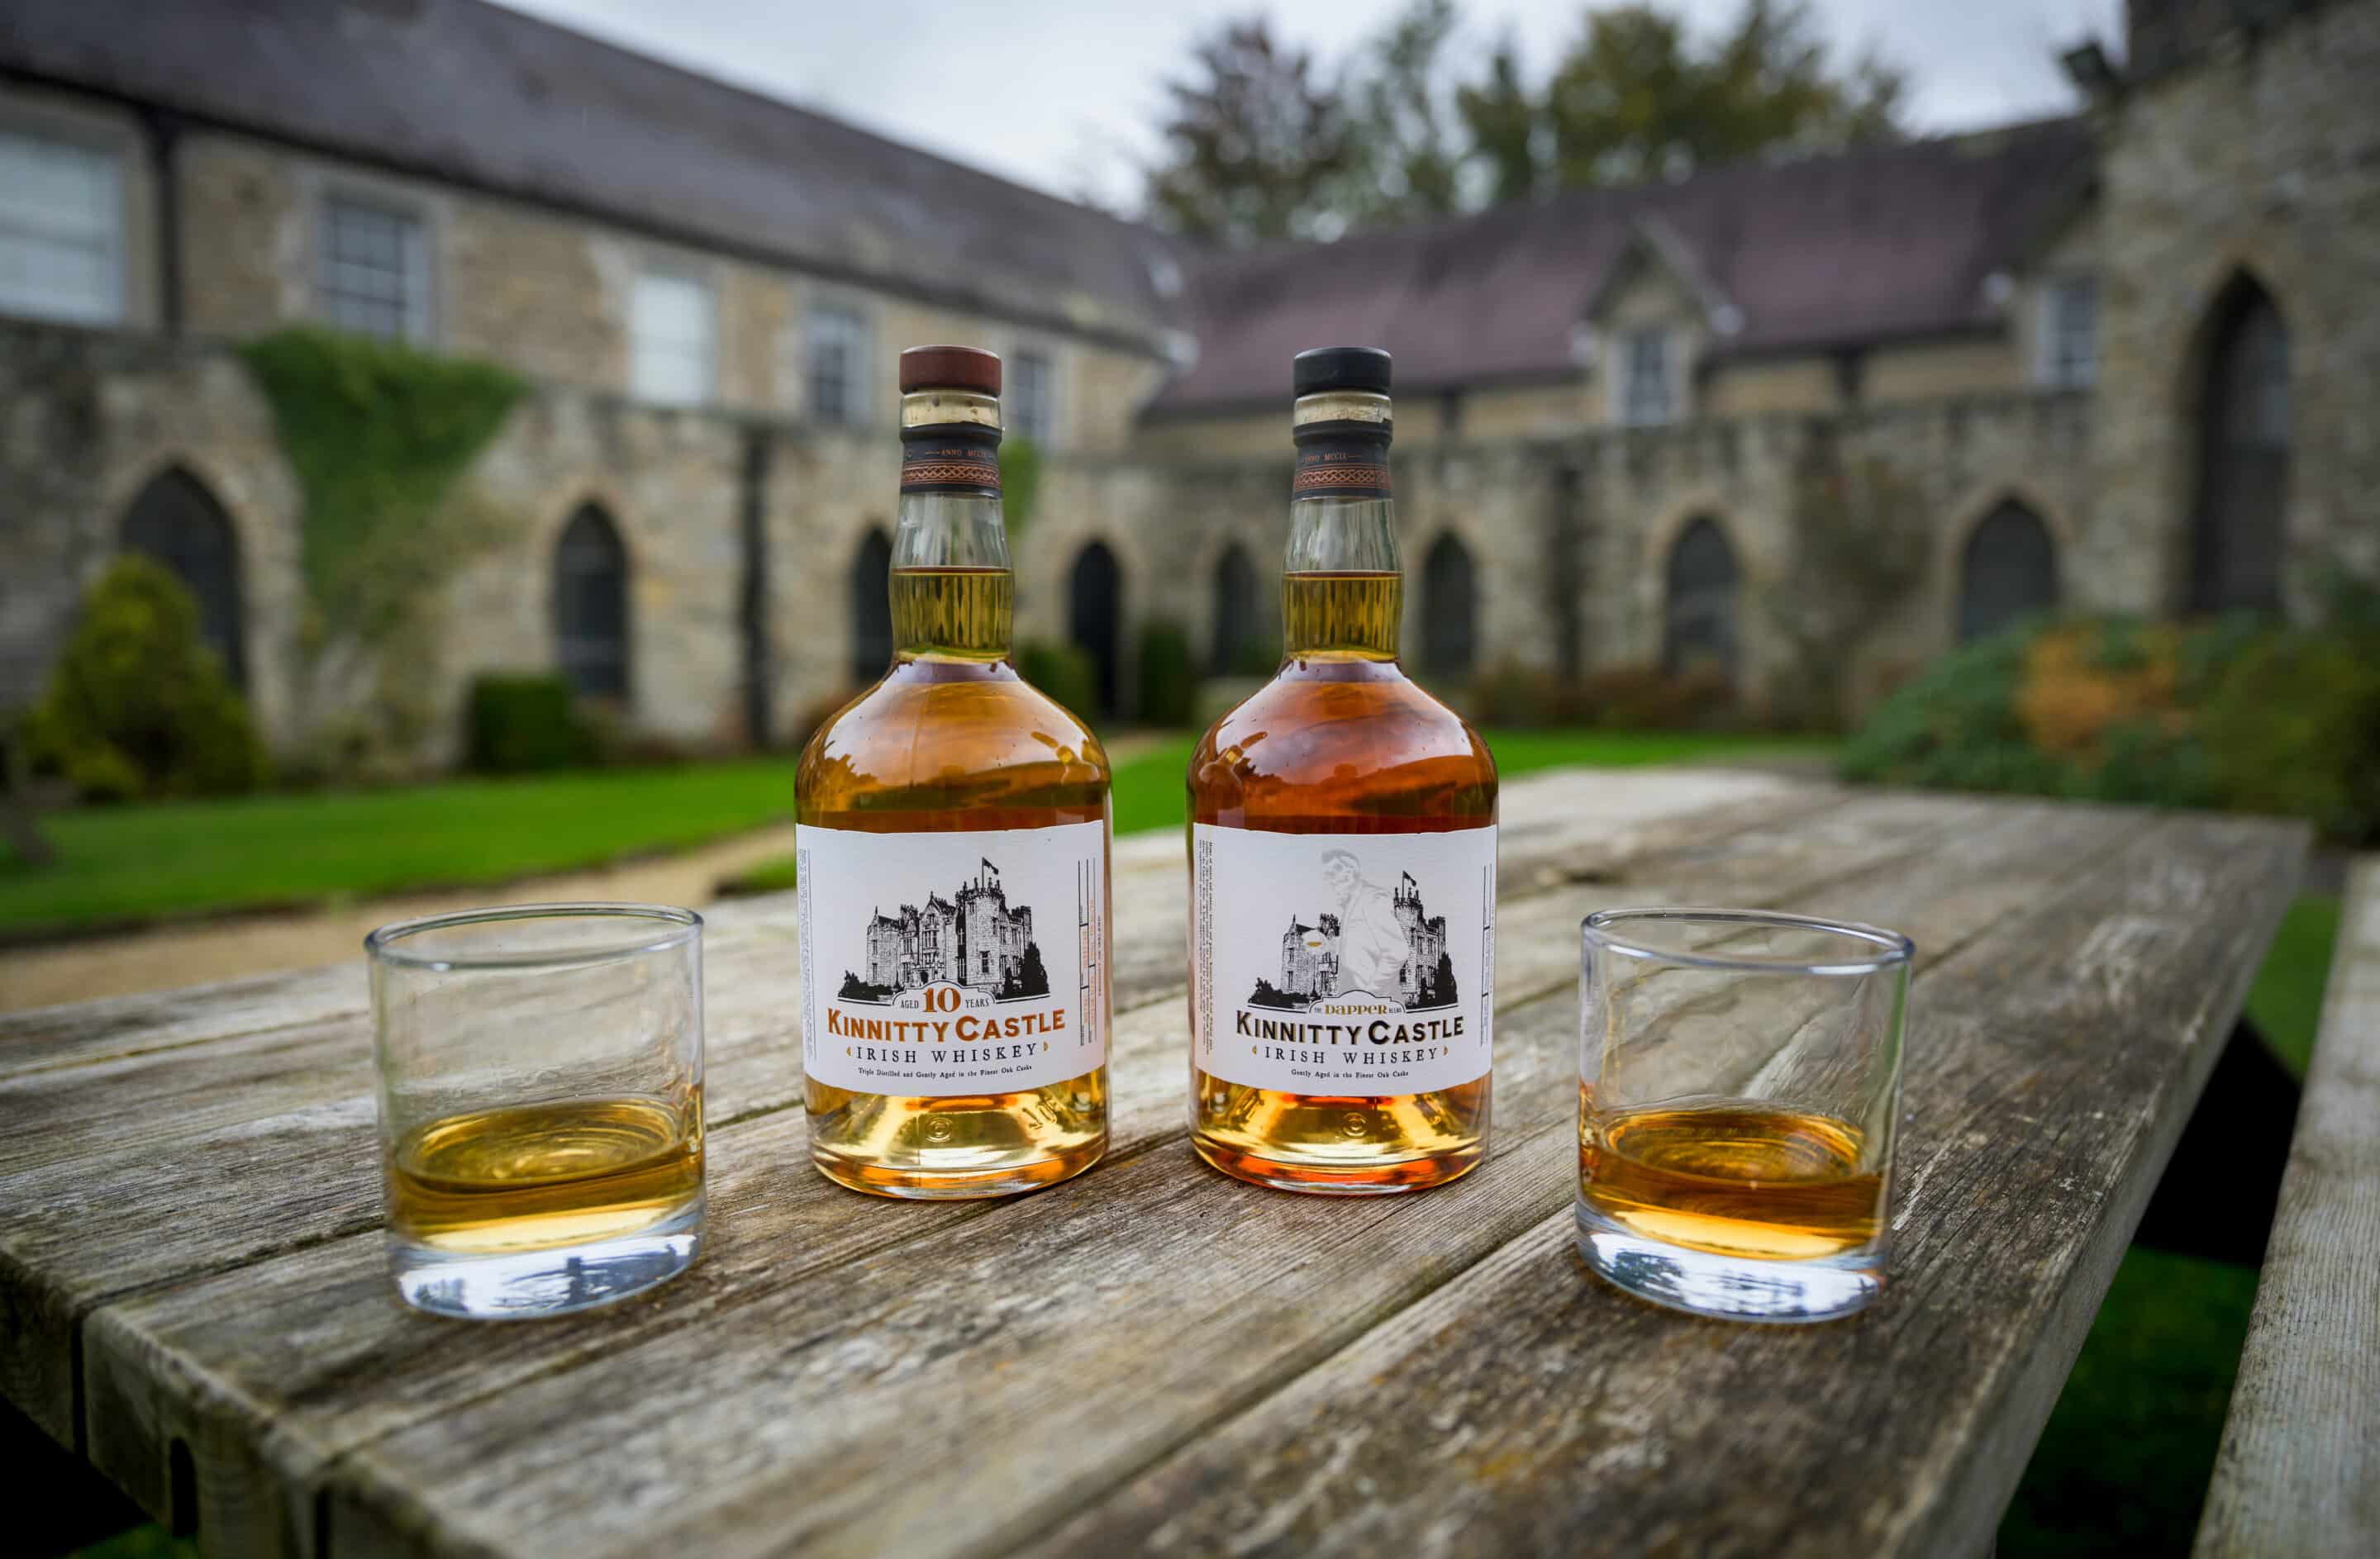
[1250,849,1456,1013]
[841,858,1050,1002]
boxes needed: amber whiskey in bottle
[797,345,1111,1199]
[1187,346,1497,1194]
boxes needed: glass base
[1574,1203,1879,1324]
[391,1195,704,1319]
[810,1137,1105,1200]
[1192,1135,1483,1195]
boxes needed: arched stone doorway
[1663,516,1740,678]
[1958,500,2059,642]
[2190,278,2289,613]
[850,526,893,682]
[1069,541,1123,717]
[1421,533,1477,681]
[553,503,630,701]
[121,468,246,687]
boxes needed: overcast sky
[495,0,2123,211]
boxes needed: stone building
[1280,917,1342,1001]
[1,0,2372,763]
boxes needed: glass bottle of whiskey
[1187,345,1497,1194]
[797,345,1111,1199]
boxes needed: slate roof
[0,0,1185,350]
[1150,117,2097,415]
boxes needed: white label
[1192,823,1496,1096]
[797,821,1107,1096]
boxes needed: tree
[1141,0,1908,244]
[1145,18,1365,245]
[1540,0,1904,189]
[1005,941,1051,1000]
[1433,950,1460,1007]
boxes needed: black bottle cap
[1292,345,1392,397]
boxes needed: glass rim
[1582,907,1914,977]
[364,902,703,971]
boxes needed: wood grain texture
[1033,814,2303,1559]
[0,776,1816,1447]
[0,778,2305,1559]
[2194,857,2380,1559]
[121,799,2142,1552]
[79,787,1948,1557]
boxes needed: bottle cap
[1292,345,1392,397]
[900,345,1002,396]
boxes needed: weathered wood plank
[1028,814,2303,1559]
[77,795,2131,1559]
[70,784,1978,1552]
[2194,857,2380,1559]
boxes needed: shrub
[1136,620,1197,729]
[2197,630,2380,843]
[1461,660,1735,731]
[464,676,598,773]
[1017,640,1097,722]
[23,556,270,801]
[1843,614,2380,836]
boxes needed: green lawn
[5,730,1819,934]
[0,760,802,935]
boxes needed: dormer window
[2037,277,2098,389]
[1620,328,1677,425]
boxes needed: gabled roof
[0,0,1184,350]
[1149,117,2096,415]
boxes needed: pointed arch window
[1663,517,1739,677]
[1958,501,2059,643]
[121,468,246,687]
[555,504,630,701]
[1211,543,1259,675]
[2191,279,2289,613]
[1421,533,1478,679]
[850,527,893,682]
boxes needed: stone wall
[2092,0,2380,611]
[0,318,2106,763]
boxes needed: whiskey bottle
[1187,346,1497,1194]
[797,345,1111,1199]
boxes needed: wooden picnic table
[0,768,2306,1559]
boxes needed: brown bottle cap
[899,345,1002,396]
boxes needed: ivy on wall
[236,327,526,773]
[238,326,526,646]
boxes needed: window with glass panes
[0,129,124,325]
[1010,349,1054,444]
[1620,328,1674,425]
[317,197,427,341]
[2038,278,2098,388]
[807,303,869,425]
[630,269,716,406]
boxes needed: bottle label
[1192,823,1495,1096]
[797,820,1107,1096]
[1292,429,1391,499]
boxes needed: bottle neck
[1284,390,1399,661]
[892,389,1011,662]
[892,492,1011,661]
[1283,498,1402,659]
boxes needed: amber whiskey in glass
[1187,346,1497,1194]
[797,346,1111,1199]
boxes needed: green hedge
[1016,641,1097,723]
[1843,615,2380,841]
[466,676,601,773]
[1136,619,1197,729]
[22,556,270,801]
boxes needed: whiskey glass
[1576,908,1912,1323]
[367,904,706,1319]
